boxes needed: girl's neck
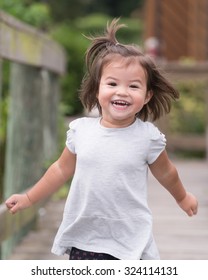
[100,117,136,128]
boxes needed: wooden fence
[0,11,66,259]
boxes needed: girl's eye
[108,82,117,86]
[130,84,139,89]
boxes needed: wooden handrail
[0,10,66,74]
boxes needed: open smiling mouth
[111,100,130,107]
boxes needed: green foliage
[0,0,51,29]
[75,14,143,44]
[47,0,144,21]
[21,3,51,29]
[169,80,206,134]
[51,23,88,115]
[0,0,25,15]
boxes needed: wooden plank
[161,62,208,81]
[0,10,66,74]
[167,134,206,151]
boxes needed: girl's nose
[116,86,128,96]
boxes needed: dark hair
[79,18,179,121]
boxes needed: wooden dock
[8,160,208,260]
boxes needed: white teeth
[112,101,129,106]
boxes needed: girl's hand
[5,193,32,214]
[177,192,198,216]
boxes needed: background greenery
[170,81,206,135]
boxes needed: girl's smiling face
[98,56,153,128]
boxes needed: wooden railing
[0,10,66,259]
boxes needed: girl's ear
[144,90,153,104]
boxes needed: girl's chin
[102,115,136,127]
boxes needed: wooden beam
[161,61,208,81]
[0,10,66,74]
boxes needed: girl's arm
[149,150,198,216]
[5,147,76,214]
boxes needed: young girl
[5,19,198,260]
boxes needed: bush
[169,80,206,134]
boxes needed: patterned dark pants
[69,247,119,260]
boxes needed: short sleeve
[65,119,78,154]
[147,124,166,164]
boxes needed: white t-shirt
[51,117,166,259]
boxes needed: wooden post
[2,63,44,258]
[1,66,60,259]
[1,63,43,258]
[41,70,59,160]
[4,63,45,198]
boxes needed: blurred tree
[0,0,51,29]
[41,0,144,21]
[101,0,144,17]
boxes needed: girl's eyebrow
[129,79,143,84]
[105,76,143,83]
[105,76,117,80]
